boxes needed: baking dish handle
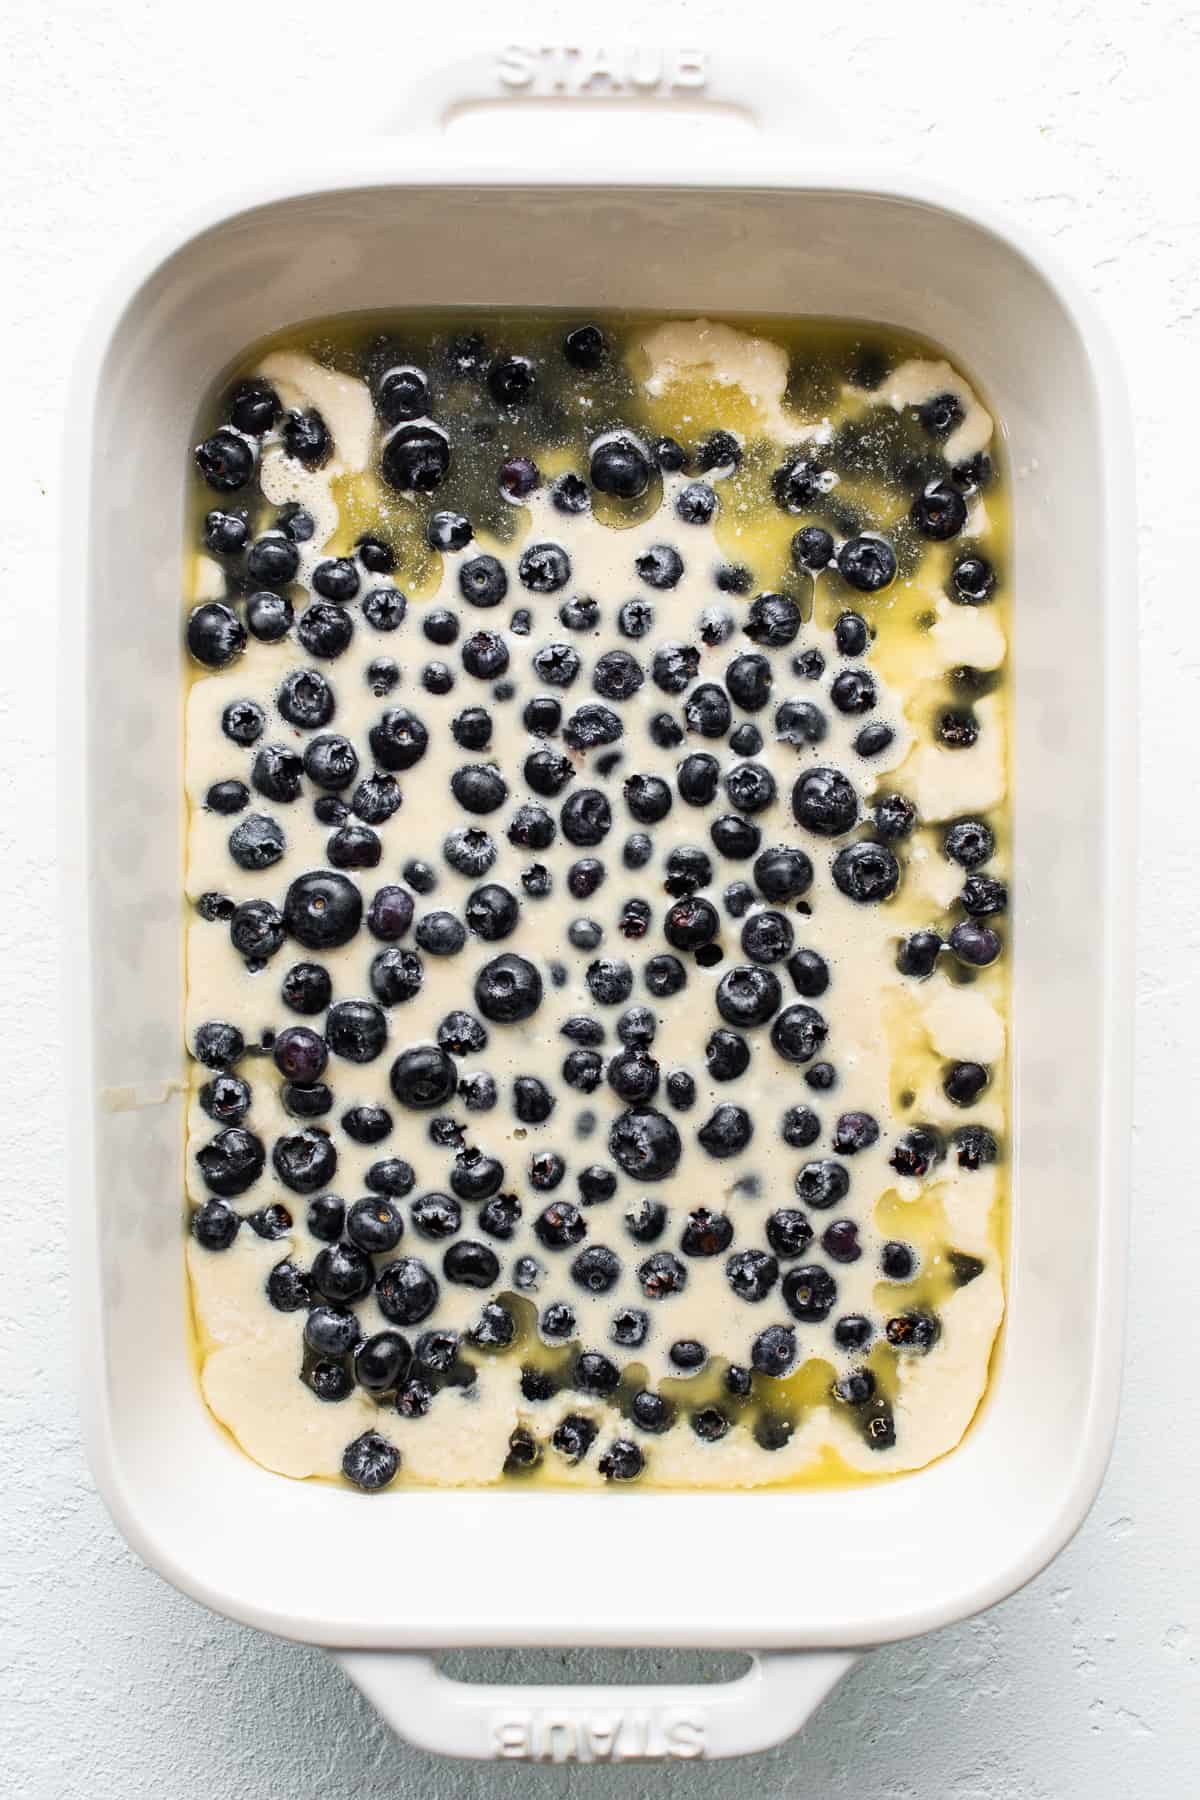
[334,1647,859,1762]
[395,46,841,143]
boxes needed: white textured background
[2,1,1195,1793]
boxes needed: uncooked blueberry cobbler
[184,314,1009,1493]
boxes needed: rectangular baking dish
[64,54,1135,1761]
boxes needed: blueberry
[912,479,968,539]
[792,648,826,681]
[409,1192,462,1240]
[607,1046,659,1104]
[749,850,810,909]
[195,891,235,921]
[751,1323,796,1375]
[283,1082,332,1119]
[688,1408,729,1443]
[301,734,358,793]
[830,669,877,717]
[249,743,302,805]
[375,1257,440,1326]
[792,525,835,571]
[961,874,1008,915]
[695,1103,754,1164]
[519,542,572,594]
[442,1240,501,1288]
[306,1361,353,1403]
[772,454,825,512]
[680,1208,734,1256]
[474,952,543,1023]
[948,921,1002,966]
[369,947,423,1006]
[276,964,331,1023]
[203,506,250,558]
[488,354,536,405]
[568,1244,621,1295]
[832,841,900,903]
[791,767,858,836]
[950,556,996,604]
[889,1126,944,1178]
[277,667,335,730]
[880,1240,916,1281]
[822,1219,861,1263]
[592,650,645,703]
[245,590,294,643]
[661,896,717,954]
[550,472,591,516]
[675,480,718,525]
[744,594,802,650]
[448,1145,504,1200]
[512,1076,554,1125]
[585,958,632,1006]
[308,1236,374,1309]
[944,818,995,868]
[279,870,361,951]
[896,930,942,979]
[414,910,467,956]
[325,999,387,1063]
[199,1073,251,1125]
[740,911,794,965]
[724,763,777,815]
[312,557,360,604]
[560,595,599,632]
[954,1124,999,1170]
[194,429,254,493]
[636,544,684,590]
[832,1315,874,1354]
[710,815,760,860]
[567,860,606,901]
[591,435,650,499]
[507,805,555,853]
[304,1303,364,1358]
[297,601,354,660]
[440,827,494,882]
[646,648,698,707]
[703,1021,747,1077]
[770,1004,828,1064]
[266,1259,311,1312]
[870,794,916,844]
[781,1264,837,1322]
[461,631,509,680]
[228,898,286,963]
[834,611,869,657]
[944,1060,990,1106]
[187,602,245,668]
[358,586,406,635]
[191,1198,240,1249]
[561,790,613,847]
[838,536,897,592]
[246,533,300,586]
[381,424,450,493]
[342,1105,393,1145]
[267,1025,324,1085]
[938,710,979,749]
[684,683,732,738]
[578,1165,618,1207]
[271,1126,336,1197]
[282,408,331,467]
[766,1207,814,1259]
[643,954,686,999]
[314,797,349,828]
[354,1331,412,1394]
[389,1044,457,1110]
[885,1312,942,1353]
[715,966,782,1028]
[373,365,429,427]
[451,764,507,814]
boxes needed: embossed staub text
[492,1706,707,1762]
[495,47,709,98]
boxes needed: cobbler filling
[184,314,1008,1492]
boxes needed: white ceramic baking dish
[64,52,1135,1762]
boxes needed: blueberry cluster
[186,323,1005,1489]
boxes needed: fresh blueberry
[948,920,1002,965]
[277,667,335,731]
[684,683,732,738]
[194,429,255,493]
[342,1105,393,1145]
[716,965,782,1028]
[297,602,354,660]
[519,542,572,594]
[680,1208,734,1256]
[696,1103,753,1158]
[912,481,967,539]
[461,631,509,680]
[389,1044,457,1109]
[191,1198,240,1249]
[187,602,245,669]
[561,789,613,846]
[244,590,293,643]
[832,841,900,903]
[766,1207,814,1259]
[375,1257,440,1326]
[896,930,943,979]
[781,1263,837,1322]
[889,1126,944,1178]
[838,536,897,592]
[591,435,650,499]
[944,1060,990,1106]
[950,555,996,604]
[944,818,995,868]
[791,767,858,836]
[381,424,450,493]
[770,1004,828,1064]
[710,815,760,859]
[954,1124,999,1170]
[228,898,286,963]
[282,408,330,467]
[792,525,835,571]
